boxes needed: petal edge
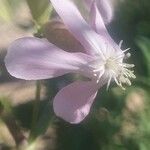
[53,81,98,124]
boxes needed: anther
[122,63,135,68]
[126,52,131,58]
[124,52,131,59]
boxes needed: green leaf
[26,0,52,26]
[136,37,150,77]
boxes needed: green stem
[29,80,41,142]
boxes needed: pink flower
[5,0,135,124]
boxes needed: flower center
[105,58,118,72]
[89,43,136,90]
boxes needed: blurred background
[0,0,150,149]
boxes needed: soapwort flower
[5,0,135,123]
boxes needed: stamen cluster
[90,41,136,90]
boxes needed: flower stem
[29,80,41,142]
